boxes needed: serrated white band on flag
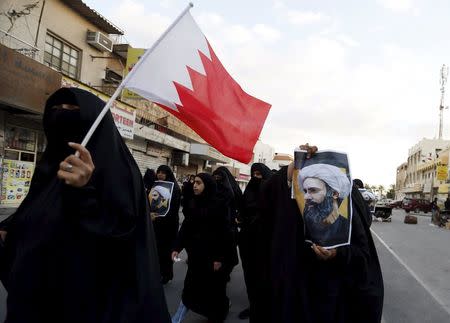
[125,12,211,110]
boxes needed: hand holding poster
[293,150,352,249]
[149,180,174,218]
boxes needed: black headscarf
[143,168,156,191]
[157,165,180,190]
[246,163,272,192]
[212,168,235,205]
[251,163,273,179]
[240,163,272,226]
[215,166,242,208]
[1,88,170,323]
[194,173,217,206]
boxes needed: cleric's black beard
[304,194,334,225]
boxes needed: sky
[84,0,450,187]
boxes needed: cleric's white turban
[152,185,171,200]
[299,164,351,199]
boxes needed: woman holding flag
[0,88,171,323]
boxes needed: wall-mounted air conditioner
[86,31,113,52]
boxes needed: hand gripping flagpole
[77,2,194,154]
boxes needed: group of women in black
[0,88,383,323]
[152,157,384,323]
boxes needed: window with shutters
[44,33,81,79]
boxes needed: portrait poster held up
[293,150,352,249]
[149,180,174,217]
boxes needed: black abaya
[0,88,170,323]
[173,173,230,321]
[254,166,311,323]
[255,166,383,323]
[212,168,240,276]
[238,163,272,316]
[153,165,181,283]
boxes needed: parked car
[376,199,393,207]
[402,198,432,213]
[389,200,403,208]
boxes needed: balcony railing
[0,28,40,60]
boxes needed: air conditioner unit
[86,31,113,52]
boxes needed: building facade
[396,138,450,201]
[0,0,231,209]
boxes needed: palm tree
[378,185,385,197]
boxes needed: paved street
[164,250,249,323]
[371,209,450,323]
[0,208,449,322]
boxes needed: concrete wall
[0,0,120,88]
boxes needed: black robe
[238,163,272,314]
[346,186,384,323]
[254,166,383,323]
[0,88,170,323]
[254,166,311,323]
[173,173,230,321]
[153,165,181,282]
[213,168,240,275]
[181,181,194,209]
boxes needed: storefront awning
[190,143,230,163]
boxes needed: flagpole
[78,2,194,151]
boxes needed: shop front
[188,143,230,176]
[0,44,61,208]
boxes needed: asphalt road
[371,209,450,323]
[0,208,449,322]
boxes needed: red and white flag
[124,6,271,163]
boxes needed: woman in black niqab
[0,88,170,323]
[215,166,243,215]
[172,173,231,323]
[153,164,181,284]
[212,168,239,277]
[237,162,272,319]
[254,163,383,323]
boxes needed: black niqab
[0,88,170,323]
[215,166,242,210]
[212,168,235,206]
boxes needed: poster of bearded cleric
[149,180,174,217]
[293,150,352,249]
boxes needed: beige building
[396,138,450,200]
[0,0,231,208]
[395,162,407,200]
[273,153,294,168]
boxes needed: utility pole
[438,64,448,139]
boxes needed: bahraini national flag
[124,7,271,164]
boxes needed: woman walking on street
[171,173,231,323]
[237,163,272,320]
[153,165,181,284]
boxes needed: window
[44,33,80,79]
[5,126,36,152]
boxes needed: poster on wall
[1,159,34,205]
